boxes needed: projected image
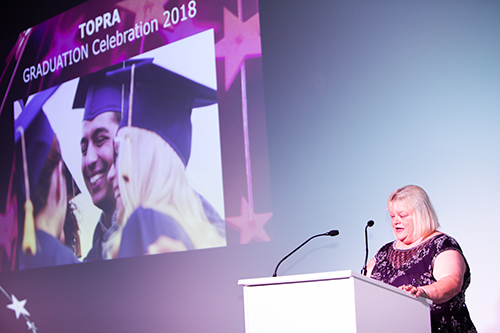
[1,0,273,272]
[15,31,226,268]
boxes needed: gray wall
[261,1,500,331]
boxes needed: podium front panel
[239,271,431,333]
[243,278,357,332]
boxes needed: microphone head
[367,220,375,227]
[326,230,339,237]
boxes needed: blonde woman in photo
[102,59,226,259]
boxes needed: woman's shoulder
[375,240,395,256]
[20,230,80,269]
[428,232,459,244]
[128,206,173,221]
[427,232,464,256]
[125,207,183,236]
[123,206,194,250]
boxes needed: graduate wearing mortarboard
[72,62,141,261]
[102,59,226,258]
[16,87,81,269]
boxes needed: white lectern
[239,270,431,333]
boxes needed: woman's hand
[399,249,466,304]
[399,285,429,298]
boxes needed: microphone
[272,230,339,277]
[361,220,375,276]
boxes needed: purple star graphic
[159,11,217,45]
[0,160,18,262]
[41,22,82,78]
[0,198,17,261]
[226,197,272,244]
[118,0,172,53]
[215,8,261,91]
[1,28,32,116]
[118,0,168,28]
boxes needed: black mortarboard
[105,58,218,166]
[15,87,80,202]
[71,60,137,121]
[73,68,122,120]
[73,60,150,120]
[16,87,58,198]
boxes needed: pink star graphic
[1,28,31,116]
[215,8,262,91]
[5,28,31,65]
[0,197,17,261]
[117,0,173,53]
[159,12,217,44]
[226,197,272,244]
[0,160,18,262]
[44,21,81,65]
[117,0,168,28]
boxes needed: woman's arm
[400,249,466,304]
[366,257,376,277]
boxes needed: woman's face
[107,137,124,224]
[388,201,415,245]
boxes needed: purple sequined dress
[370,233,476,332]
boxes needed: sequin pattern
[371,233,476,333]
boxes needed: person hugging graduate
[16,87,81,269]
[102,58,226,259]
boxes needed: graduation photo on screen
[16,30,227,267]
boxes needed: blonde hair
[105,127,224,258]
[388,185,440,239]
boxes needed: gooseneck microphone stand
[273,230,339,277]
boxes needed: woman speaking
[367,185,476,332]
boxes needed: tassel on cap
[120,63,135,182]
[15,86,80,257]
[18,127,37,255]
